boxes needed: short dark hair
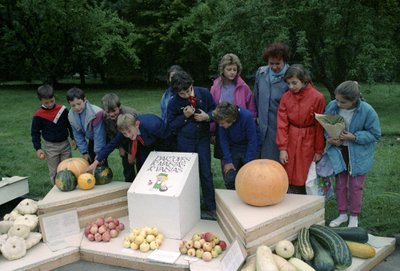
[262,42,290,63]
[212,102,239,123]
[334,81,361,102]
[66,87,85,102]
[170,71,193,93]
[167,65,184,85]
[284,64,312,84]
[101,93,121,111]
[37,84,54,100]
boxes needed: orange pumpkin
[77,173,96,190]
[57,158,89,178]
[235,159,289,206]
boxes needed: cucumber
[309,224,352,270]
[310,236,335,271]
[330,227,369,243]
[298,227,314,261]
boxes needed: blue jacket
[96,114,172,161]
[68,101,106,155]
[160,87,174,123]
[218,107,258,164]
[167,87,216,139]
[325,99,381,176]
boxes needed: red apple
[84,224,91,237]
[117,223,125,231]
[98,225,107,234]
[110,229,119,238]
[96,217,105,227]
[218,240,227,251]
[204,232,215,242]
[94,232,102,242]
[113,218,120,226]
[108,221,116,230]
[102,231,111,242]
[87,233,95,241]
[202,251,212,262]
[105,216,114,223]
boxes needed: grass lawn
[0,83,399,237]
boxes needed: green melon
[94,166,113,185]
[55,169,77,191]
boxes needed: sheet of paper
[315,113,345,138]
[147,249,181,264]
[220,239,247,271]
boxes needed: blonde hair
[218,53,242,75]
[117,114,137,131]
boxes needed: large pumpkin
[57,157,89,178]
[235,159,288,206]
[77,173,96,190]
[94,166,113,185]
[55,169,77,192]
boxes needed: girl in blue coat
[326,81,381,228]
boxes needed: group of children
[32,43,381,225]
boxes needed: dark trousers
[121,154,136,182]
[222,146,247,190]
[177,135,215,211]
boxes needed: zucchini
[297,227,314,261]
[293,240,302,259]
[330,227,369,243]
[346,241,376,259]
[256,245,279,271]
[309,236,335,271]
[272,254,296,271]
[309,224,352,270]
[288,257,315,271]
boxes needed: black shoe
[201,210,217,221]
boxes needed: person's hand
[314,153,322,162]
[327,137,343,146]
[83,153,91,163]
[36,149,45,160]
[70,140,77,150]
[210,135,216,145]
[127,153,135,164]
[279,150,288,164]
[194,109,209,122]
[86,160,99,174]
[223,163,235,175]
[119,147,126,157]
[183,105,195,118]
[339,130,356,142]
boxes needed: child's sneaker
[348,216,358,227]
[329,214,348,227]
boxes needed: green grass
[0,83,399,237]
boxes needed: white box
[0,176,29,205]
[128,151,200,239]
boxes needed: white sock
[329,214,348,227]
[348,216,358,227]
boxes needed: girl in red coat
[277,64,326,194]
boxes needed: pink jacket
[210,75,257,134]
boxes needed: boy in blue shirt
[31,84,74,184]
[167,71,216,220]
[66,87,106,163]
[212,102,259,190]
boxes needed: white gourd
[1,236,27,260]
[16,199,38,215]
[14,215,39,231]
[0,220,14,234]
[272,254,296,271]
[256,245,279,271]
[25,232,42,249]
[8,224,30,239]
[3,210,22,221]
[241,255,256,271]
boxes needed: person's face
[41,97,55,109]
[218,120,233,129]
[177,85,193,99]
[268,57,285,73]
[121,121,139,141]
[286,77,305,93]
[105,107,121,120]
[69,98,86,113]
[335,94,356,110]
[223,64,238,81]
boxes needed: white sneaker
[348,216,358,227]
[329,214,348,227]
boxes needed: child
[160,65,184,123]
[87,113,174,178]
[31,84,74,184]
[101,93,139,182]
[212,102,258,190]
[277,64,326,194]
[210,53,257,169]
[167,71,217,220]
[326,81,381,228]
[254,42,290,161]
[66,87,107,163]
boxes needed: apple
[129,233,136,242]
[219,240,227,251]
[155,233,164,242]
[140,241,150,252]
[96,217,105,227]
[113,218,120,226]
[90,224,98,235]
[87,233,95,241]
[134,235,145,245]
[193,240,202,249]
[94,232,102,242]
[202,251,212,262]
[187,248,196,257]
[110,229,119,238]
[185,239,194,249]
[150,240,159,250]
[84,224,91,237]
[202,241,213,252]
[98,225,107,234]
[132,228,141,235]
[204,232,215,242]
[195,248,204,258]
[105,216,114,223]
[151,227,159,236]
[146,234,155,243]
[117,223,125,231]
[123,240,131,248]
[108,221,116,230]
[211,248,219,258]
[102,231,111,242]
[192,233,202,241]
[214,245,222,254]
[130,242,139,250]
[179,241,188,254]
[212,235,220,245]
[199,238,206,246]
[155,239,162,247]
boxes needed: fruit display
[0,199,42,261]
[235,159,288,206]
[84,216,125,242]
[94,166,113,185]
[122,226,164,252]
[178,232,227,262]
